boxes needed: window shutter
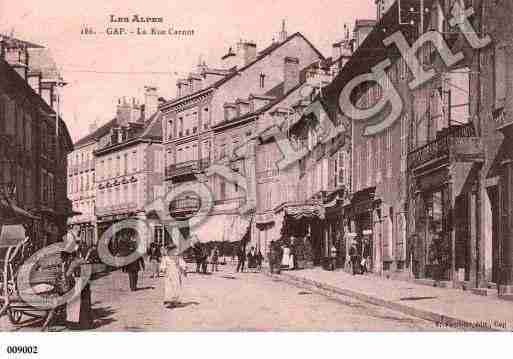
[495,45,506,108]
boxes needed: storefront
[343,187,379,273]
[410,161,482,285]
[274,202,326,266]
[323,189,347,269]
[488,120,513,294]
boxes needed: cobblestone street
[9,264,449,331]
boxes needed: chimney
[237,40,257,66]
[235,98,250,116]
[223,103,237,122]
[144,86,158,117]
[278,19,288,42]
[189,74,202,93]
[177,79,190,97]
[116,97,132,125]
[283,56,300,93]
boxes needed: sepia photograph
[0,0,512,356]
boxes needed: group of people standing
[236,245,263,272]
[122,241,188,307]
[192,242,221,274]
[268,241,296,274]
[348,238,371,275]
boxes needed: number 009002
[6,346,38,354]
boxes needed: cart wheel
[7,309,23,324]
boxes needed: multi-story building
[319,0,426,276]
[67,124,99,246]
[479,0,513,296]
[159,23,326,244]
[94,87,164,249]
[0,35,73,246]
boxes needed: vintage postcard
[0,0,512,349]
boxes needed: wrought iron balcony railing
[165,158,211,179]
[169,197,201,214]
[256,169,279,179]
[407,123,477,169]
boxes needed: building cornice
[159,88,214,113]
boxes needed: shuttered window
[495,45,506,109]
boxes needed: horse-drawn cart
[0,223,67,331]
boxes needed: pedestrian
[61,232,93,330]
[349,241,358,276]
[281,243,291,270]
[201,245,209,274]
[290,236,298,270]
[275,242,283,274]
[211,245,220,272]
[122,244,145,291]
[148,242,162,278]
[361,238,371,274]
[193,242,202,273]
[161,244,187,308]
[268,241,275,274]
[236,244,246,273]
[247,246,256,272]
[330,243,337,271]
[256,248,263,272]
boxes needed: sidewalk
[268,268,513,331]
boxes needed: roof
[27,48,62,80]
[212,58,333,130]
[74,118,117,148]
[321,0,433,114]
[161,32,325,109]
[0,34,44,49]
[0,57,73,152]
[92,112,162,155]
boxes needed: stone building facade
[159,24,325,245]
[0,35,73,246]
[93,87,164,250]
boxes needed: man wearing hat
[122,243,145,291]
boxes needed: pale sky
[1,0,375,142]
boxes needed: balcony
[407,123,482,170]
[256,169,279,179]
[169,197,201,218]
[96,202,137,216]
[165,158,210,180]
[213,197,245,206]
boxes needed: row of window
[73,199,95,217]
[97,182,139,209]
[69,150,93,167]
[69,172,95,194]
[165,107,209,141]
[0,94,34,152]
[40,169,55,205]
[354,127,394,192]
[1,162,33,206]
[96,151,138,180]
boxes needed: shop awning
[284,204,325,220]
[0,224,27,247]
[191,214,251,243]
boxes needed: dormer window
[259,73,266,88]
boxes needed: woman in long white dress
[161,245,187,307]
[281,244,291,268]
